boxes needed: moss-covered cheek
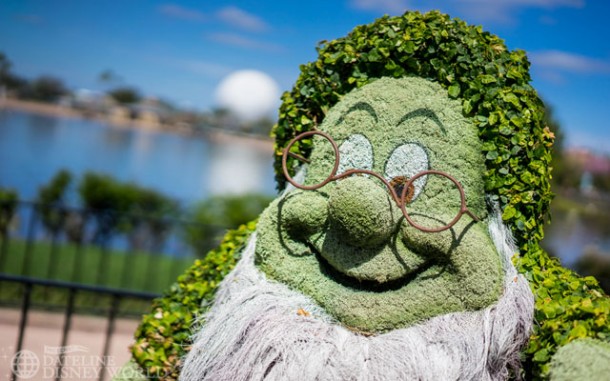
[280,190,328,240]
[280,177,397,249]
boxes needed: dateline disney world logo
[3,345,117,380]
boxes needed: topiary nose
[328,176,395,248]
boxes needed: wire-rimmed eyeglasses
[282,130,482,233]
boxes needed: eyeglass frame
[281,130,482,233]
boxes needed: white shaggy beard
[180,208,535,381]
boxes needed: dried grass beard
[180,206,535,381]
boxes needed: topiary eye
[385,143,429,202]
[337,134,373,175]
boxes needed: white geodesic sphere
[215,70,280,121]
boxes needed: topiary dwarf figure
[117,10,610,381]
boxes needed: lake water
[542,202,610,266]
[1,109,608,267]
[0,109,277,206]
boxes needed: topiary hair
[272,10,553,253]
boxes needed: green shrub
[108,87,141,105]
[36,169,73,236]
[131,221,256,380]
[0,187,18,237]
[517,247,610,378]
[183,193,272,257]
[79,172,178,247]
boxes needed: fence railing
[0,200,232,380]
[1,273,160,381]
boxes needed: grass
[0,239,194,292]
[0,238,196,315]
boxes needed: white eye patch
[337,134,373,175]
[385,143,429,201]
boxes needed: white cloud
[350,0,412,14]
[216,6,269,32]
[530,50,610,74]
[206,33,282,52]
[158,4,206,22]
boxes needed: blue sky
[1,0,609,153]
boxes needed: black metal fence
[2,273,159,381]
[0,200,231,380]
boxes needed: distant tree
[247,116,274,136]
[108,86,141,105]
[36,169,73,236]
[0,52,26,92]
[79,172,178,249]
[0,187,18,238]
[23,75,68,102]
[592,171,610,194]
[183,193,272,257]
[0,52,11,83]
[98,69,123,86]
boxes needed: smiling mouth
[305,241,436,293]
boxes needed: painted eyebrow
[397,108,447,135]
[336,101,378,125]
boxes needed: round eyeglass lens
[401,171,467,232]
[282,131,339,190]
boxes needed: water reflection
[208,137,271,195]
[0,110,276,205]
[542,197,610,266]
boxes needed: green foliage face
[255,77,503,333]
[272,11,553,256]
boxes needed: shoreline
[0,97,274,153]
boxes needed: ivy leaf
[507,67,523,80]
[448,84,460,98]
[463,99,473,115]
[502,205,517,220]
[480,74,497,84]
[403,40,415,54]
[533,348,550,363]
[503,92,521,108]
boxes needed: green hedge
[0,187,18,237]
[130,221,256,380]
[130,10,609,380]
[518,248,610,378]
